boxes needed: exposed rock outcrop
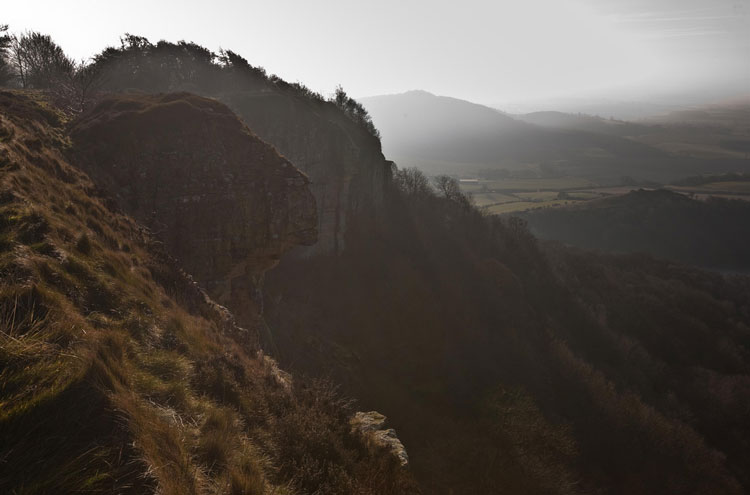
[0,89,419,494]
[221,91,392,255]
[70,93,317,322]
[89,42,393,256]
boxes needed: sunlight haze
[3,0,749,105]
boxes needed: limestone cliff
[220,90,392,255]
[89,39,393,256]
[70,93,317,322]
[0,89,419,494]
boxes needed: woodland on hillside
[266,166,750,494]
[521,189,750,271]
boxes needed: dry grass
[0,89,419,494]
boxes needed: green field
[471,191,519,207]
[516,191,560,201]
[460,177,602,214]
[461,175,750,216]
[691,181,750,193]
[484,200,575,214]
[460,177,598,194]
[667,181,750,200]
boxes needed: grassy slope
[0,90,418,494]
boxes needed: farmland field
[461,176,750,214]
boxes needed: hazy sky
[4,0,749,104]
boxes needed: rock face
[221,91,392,255]
[350,411,409,467]
[70,93,317,321]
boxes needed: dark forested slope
[521,189,750,271]
[265,174,750,494]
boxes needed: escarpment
[220,91,392,255]
[0,90,419,494]
[89,41,393,255]
[70,93,317,323]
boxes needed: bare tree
[0,25,12,86]
[331,85,381,139]
[9,35,25,87]
[9,31,73,89]
[394,166,433,197]
[433,175,474,210]
[71,61,105,112]
[434,175,461,200]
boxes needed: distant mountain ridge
[359,90,750,183]
[359,90,666,178]
[515,110,653,137]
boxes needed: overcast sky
[4,0,749,105]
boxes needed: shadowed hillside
[515,111,654,137]
[520,189,750,272]
[264,171,750,494]
[0,90,418,494]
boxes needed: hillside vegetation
[360,91,750,184]
[2,31,750,495]
[266,168,750,494]
[521,189,750,271]
[0,90,418,494]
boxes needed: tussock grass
[0,89,419,493]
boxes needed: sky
[3,0,749,106]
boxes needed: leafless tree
[434,174,474,209]
[71,61,105,112]
[9,31,74,89]
[433,175,461,200]
[0,25,12,86]
[394,166,432,197]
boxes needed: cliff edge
[70,93,317,324]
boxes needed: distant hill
[360,91,750,183]
[492,98,684,121]
[359,90,532,165]
[645,100,750,131]
[515,111,653,138]
[360,91,685,182]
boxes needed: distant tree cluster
[216,48,268,81]
[674,172,750,186]
[0,26,105,112]
[90,35,380,139]
[392,166,474,210]
[0,28,382,139]
[523,189,750,271]
[331,85,380,139]
[433,174,474,210]
[393,166,432,197]
[0,25,12,85]
[10,31,74,89]
[0,29,74,89]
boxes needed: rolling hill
[360,91,750,184]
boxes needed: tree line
[0,25,104,112]
[0,26,382,140]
